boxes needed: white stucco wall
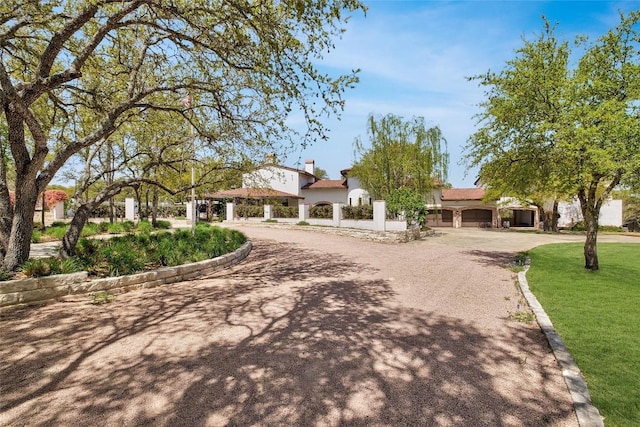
[557,199,623,227]
[301,188,348,205]
[242,166,300,195]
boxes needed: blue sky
[287,1,640,186]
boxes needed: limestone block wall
[0,241,252,310]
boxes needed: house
[207,157,371,207]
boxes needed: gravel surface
[4,226,635,426]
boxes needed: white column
[125,198,135,221]
[52,201,64,220]
[186,202,195,222]
[264,204,273,220]
[373,200,386,231]
[299,203,310,221]
[332,203,343,227]
[226,202,235,221]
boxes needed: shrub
[20,258,52,277]
[236,205,263,218]
[31,230,42,243]
[310,204,332,219]
[136,220,154,234]
[297,221,310,226]
[153,220,171,229]
[273,205,298,218]
[342,205,373,220]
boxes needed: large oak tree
[0,0,364,270]
[465,14,640,270]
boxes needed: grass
[527,243,640,427]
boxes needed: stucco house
[207,158,371,207]
[209,158,622,229]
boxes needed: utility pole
[183,94,196,235]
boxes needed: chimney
[265,153,276,164]
[305,159,315,175]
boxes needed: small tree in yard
[351,114,449,201]
[386,187,427,228]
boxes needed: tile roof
[206,188,303,199]
[441,188,486,201]
[301,179,347,190]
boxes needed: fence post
[125,198,135,221]
[373,200,386,231]
[332,203,343,227]
[299,203,310,222]
[226,202,235,221]
[264,204,273,220]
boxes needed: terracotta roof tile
[301,179,347,190]
[206,188,303,199]
[441,188,486,201]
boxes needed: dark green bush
[342,205,373,220]
[569,221,623,232]
[236,205,263,218]
[153,220,172,229]
[273,205,298,218]
[310,205,333,219]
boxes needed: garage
[462,209,493,227]
[425,209,453,227]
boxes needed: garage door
[462,209,492,227]
[425,209,453,227]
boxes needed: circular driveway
[4,226,635,426]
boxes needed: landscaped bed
[527,243,640,427]
[5,222,246,280]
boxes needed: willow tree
[350,114,449,200]
[465,14,640,270]
[0,0,364,270]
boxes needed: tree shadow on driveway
[0,239,576,426]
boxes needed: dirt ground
[2,226,636,426]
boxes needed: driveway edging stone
[518,268,604,427]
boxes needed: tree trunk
[3,185,38,271]
[60,204,92,258]
[151,187,158,226]
[550,199,559,233]
[583,204,599,270]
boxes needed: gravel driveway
[4,226,636,426]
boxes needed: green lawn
[527,243,640,427]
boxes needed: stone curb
[517,268,604,427]
[0,241,252,310]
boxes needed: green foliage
[19,257,82,278]
[0,0,365,271]
[569,221,623,232]
[153,220,172,230]
[0,269,12,281]
[31,230,42,243]
[528,243,640,426]
[73,224,246,277]
[136,220,154,235]
[272,206,298,218]
[297,221,310,226]
[264,219,278,223]
[236,205,263,218]
[314,167,329,179]
[465,14,640,270]
[386,187,427,226]
[350,114,449,200]
[310,205,333,219]
[342,205,373,220]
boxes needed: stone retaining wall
[0,241,252,310]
